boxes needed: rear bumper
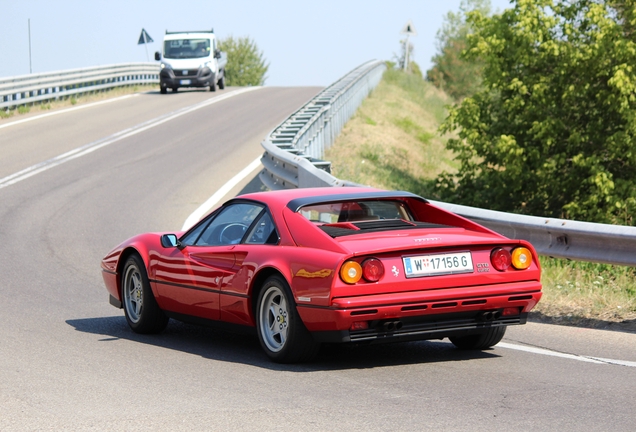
[311,310,527,343]
[298,280,541,342]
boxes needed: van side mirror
[214,49,221,59]
[154,51,161,61]
[161,234,180,248]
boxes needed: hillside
[326,68,455,195]
[326,68,636,331]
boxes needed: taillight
[362,258,384,282]
[511,247,532,270]
[340,260,362,284]
[491,248,511,271]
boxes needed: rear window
[298,199,453,238]
[299,200,413,223]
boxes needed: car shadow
[67,316,500,372]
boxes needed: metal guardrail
[259,61,636,266]
[429,201,636,266]
[259,60,385,189]
[1,63,159,109]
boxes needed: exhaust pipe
[382,321,403,332]
[478,310,502,322]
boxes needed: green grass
[326,67,636,327]
[538,258,636,324]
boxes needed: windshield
[164,38,211,59]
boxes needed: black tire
[171,87,178,92]
[209,80,217,92]
[218,75,225,90]
[255,275,319,363]
[449,326,506,350]
[160,86,167,94]
[121,255,169,334]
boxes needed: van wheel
[160,87,167,94]
[218,76,225,90]
[210,80,217,92]
[171,87,178,92]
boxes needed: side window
[245,211,278,245]
[180,218,210,246]
[183,203,264,246]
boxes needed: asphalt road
[1,87,635,431]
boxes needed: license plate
[180,79,191,85]
[403,251,473,278]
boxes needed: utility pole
[28,19,32,73]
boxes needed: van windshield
[164,39,211,59]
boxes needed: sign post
[400,21,417,71]
[138,29,154,62]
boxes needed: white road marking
[0,87,261,190]
[181,157,263,230]
[0,94,139,130]
[498,342,636,367]
[586,356,636,368]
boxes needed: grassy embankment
[325,68,636,328]
[0,84,157,120]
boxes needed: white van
[154,30,227,94]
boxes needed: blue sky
[1,0,513,86]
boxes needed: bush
[218,36,269,86]
[426,0,491,100]
[438,0,636,225]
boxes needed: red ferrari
[102,187,542,363]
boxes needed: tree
[218,36,269,86]
[426,0,491,100]
[438,0,636,225]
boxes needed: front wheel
[256,275,319,363]
[121,255,169,334]
[449,326,506,350]
[209,80,217,92]
[218,75,225,90]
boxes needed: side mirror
[214,49,221,59]
[160,234,180,248]
[154,51,161,61]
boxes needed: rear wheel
[171,87,178,92]
[121,255,168,334]
[449,326,506,350]
[256,275,319,363]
